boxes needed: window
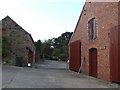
[88,18,97,41]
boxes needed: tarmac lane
[1,60,119,88]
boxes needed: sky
[0,0,85,41]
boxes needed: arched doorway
[89,48,97,78]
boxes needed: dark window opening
[88,18,97,41]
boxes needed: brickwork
[70,2,119,81]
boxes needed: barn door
[69,40,81,72]
[89,48,97,78]
[110,26,120,83]
[28,49,33,64]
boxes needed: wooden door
[110,26,120,83]
[89,48,97,78]
[69,40,81,72]
[28,49,33,64]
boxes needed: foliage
[0,36,2,57]
[2,35,10,58]
[35,32,73,61]
[35,40,41,53]
[51,32,73,61]
[41,40,53,58]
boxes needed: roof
[28,34,35,44]
[1,16,35,43]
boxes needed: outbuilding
[1,16,36,66]
[69,1,120,83]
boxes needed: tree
[34,40,42,62]
[35,32,73,61]
[51,32,73,61]
[40,39,54,59]
[53,32,73,48]
[35,40,41,53]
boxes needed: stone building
[69,1,120,83]
[1,16,36,66]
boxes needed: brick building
[69,1,120,83]
[1,16,36,66]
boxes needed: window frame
[88,18,97,41]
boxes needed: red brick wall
[70,2,119,81]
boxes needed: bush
[2,35,10,58]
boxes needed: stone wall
[0,21,2,64]
[2,16,36,66]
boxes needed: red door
[69,40,81,72]
[28,49,33,64]
[89,48,97,78]
[110,26,120,83]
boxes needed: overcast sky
[0,0,85,41]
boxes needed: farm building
[1,16,36,66]
[69,1,120,83]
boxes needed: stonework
[0,21,2,64]
[1,16,36,66]
[69,2,119,82]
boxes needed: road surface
[2,60,119,88]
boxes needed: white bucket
[28,63,31,67]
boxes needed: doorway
[110,26,120,83]
[69,40,81,72]
[89,48,97,78]
[28,49,33,64]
